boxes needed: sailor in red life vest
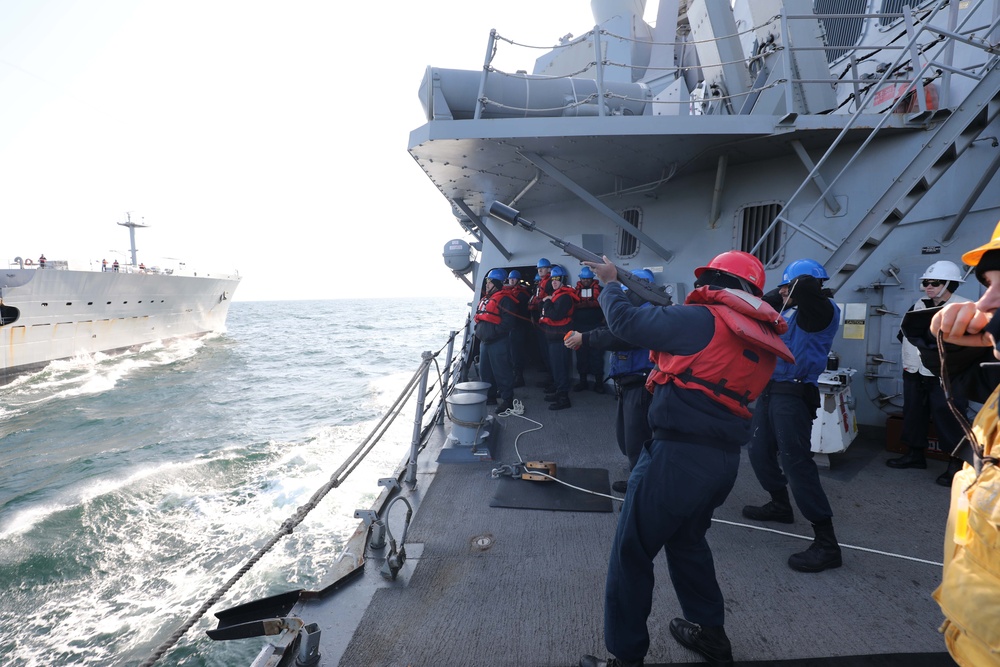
[578,251,792,667]
[506,270,531,388]
[529,258,554,381]
[474,268,518,414]
[572,265,606,393]
[539,265,580,410]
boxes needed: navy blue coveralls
[577,303,653,468]
[747,276,838,524]
[598,283,754,662]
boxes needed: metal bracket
[378,478,400,492]
[354,509,386,550]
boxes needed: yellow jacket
[934,383,1000,665]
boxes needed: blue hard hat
[780,258,828,286]
[550,265,568,278]
[487,268,507,281]
[579,266,595,280]
[508,269,521,280]
[631,268,655,283]
[536,258,552,268]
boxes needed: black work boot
[579,655,643,667]
[548,392,571,410]
[742,488,794,524]
[669,618,733,667]
[574,378,589,391]
[936,457,964,487]
[788,520,842,573]
[887,447,927,469]
[592,377,606,394]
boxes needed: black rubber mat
[648,652,956,666]
[489,466,613,512]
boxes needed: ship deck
[285,368,957,667]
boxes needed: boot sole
[741,508,794,524]
[788,556,843,573]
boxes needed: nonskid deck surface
[329,372,956,667]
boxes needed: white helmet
[921,260,965,283]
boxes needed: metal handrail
[138,324,470,666]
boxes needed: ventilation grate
[617,208,642,259]
[738,203,785,268]
[815,0,868,63]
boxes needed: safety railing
[472,1,999,120]
[138,314,473,666]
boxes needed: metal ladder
[752,1,1000,291]
[824,59,1000,291]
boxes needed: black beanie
[974,250,1000,285]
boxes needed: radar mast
[117,212,149,267]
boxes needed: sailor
[564,268,656,492]
[579,251,792,667]
[113,259,120,272]
[38,254,46,269]
[539,265,579,410]
[102,258,108,272]
[529,258,554,382]
[743,258,843,573]
[505,269,531,388]
[891,260,971,485]
[572,266,606,393]
[474,268,517,414]
[928,220,1000,667]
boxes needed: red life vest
[645,286,794,418]
[575,281,602,308]
[475,289,514,325]
[539,286,580,328]
[529,276,552,311]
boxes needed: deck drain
[471,534,494,551]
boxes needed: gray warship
[148,1,1000,665]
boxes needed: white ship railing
[471,0,998,119]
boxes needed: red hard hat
[694,251,766,295]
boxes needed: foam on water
[0,297,469,666]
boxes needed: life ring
[24,258,33,266]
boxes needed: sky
[1,0,659,301]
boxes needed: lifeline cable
[711,518,943,567]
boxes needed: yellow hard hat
[962,220,1000,266]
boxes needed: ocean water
[0,297,471,667]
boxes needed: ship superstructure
[418,0,1000,430]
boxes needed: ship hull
[0,268,239,384]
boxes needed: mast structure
[117,212,149,267]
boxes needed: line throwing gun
[487,201,673,307]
